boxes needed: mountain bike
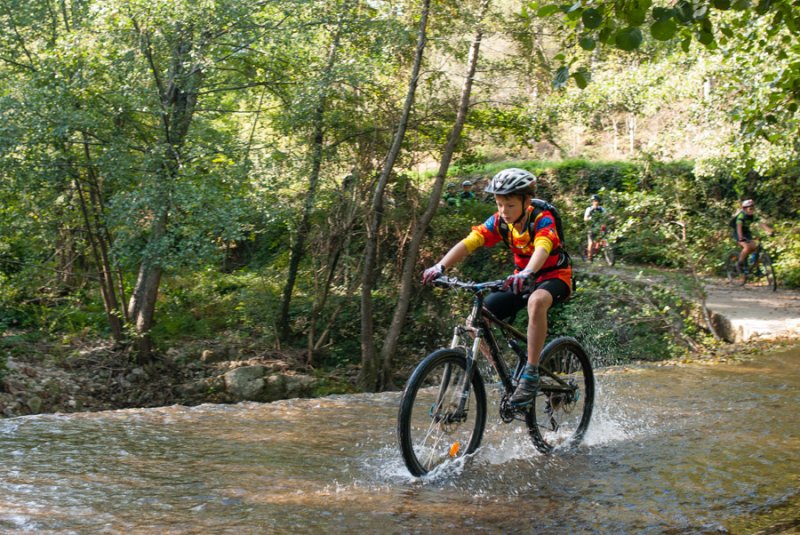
[580,227,615,266]
[724,238,777,291]
[397,276,594,477]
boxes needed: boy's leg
[510,279,570,407]
[525,289,553,367]
[483,290,527,324]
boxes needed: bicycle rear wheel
[603,242,615,266]
[525,337,594,453]
[725,250,746,286]
[397,348,487,476]
[760,251,777,291]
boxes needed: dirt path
[579,260,800,343]
[704,283,800,342]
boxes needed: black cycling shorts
[484,278,571,324]
[731,229,752,243]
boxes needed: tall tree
[0,0,292,358]
[358,0,431,391]
[378,0,491,390]
[277,2,352,341]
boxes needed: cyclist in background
[421,168,572,407]
[731,199,773,272]
[460,180,476,202]
[442,182,460,207]
[583,194,606,262]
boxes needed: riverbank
[3,334,797,420]
[0,332,352,418]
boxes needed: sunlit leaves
[614,26,643,50]
[582,8,603,28]
[572,67,591,88]
[650,18,677,41]
[579,35,596,50]
[553,65,570,88]
[536,4,561,17]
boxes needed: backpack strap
[497,204,562,256]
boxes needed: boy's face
[495,194,526,224]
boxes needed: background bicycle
[724,238,777,291]
[397,276,594,477]
[580,225,615,266]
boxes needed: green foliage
[0,0,799,400]
[771,221,800,288]
[150,270,284,343]
[551,275,705,365]
[523,0,800,181]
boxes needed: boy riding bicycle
[422,168,572,407]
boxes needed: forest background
[0,0,799,407]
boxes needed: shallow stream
[1,347,798,533]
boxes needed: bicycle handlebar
[431,275,506,293]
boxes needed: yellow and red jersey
[461,205,572,289]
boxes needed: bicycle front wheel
[761,251,777,291]
[397,348,487,476]
[526,337,594,453]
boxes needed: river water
[1,347,798,534]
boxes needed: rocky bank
[0,336,325,418]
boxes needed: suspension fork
[438,301,484,416]
[450,328,482,414]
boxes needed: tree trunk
[307,181,360,364]
[278,11,347,341]
[127,26,205,362]
[127,233,164,359]
[72,170,124,341]
[358,0,431,392]
[627,113,636,153]
[378,0,490,390]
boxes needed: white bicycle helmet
[485,168,536,195]
[741,199,754,208]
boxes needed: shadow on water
[0,347,798,533]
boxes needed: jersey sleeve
[461,213,503,253]
[532,212,559,254]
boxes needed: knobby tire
[603,244,615,266]
[725,250,746,286]
[397,348,487,477]
[525,336,594,454]
[761,251,777,291]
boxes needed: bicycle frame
[444,282,579,419]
